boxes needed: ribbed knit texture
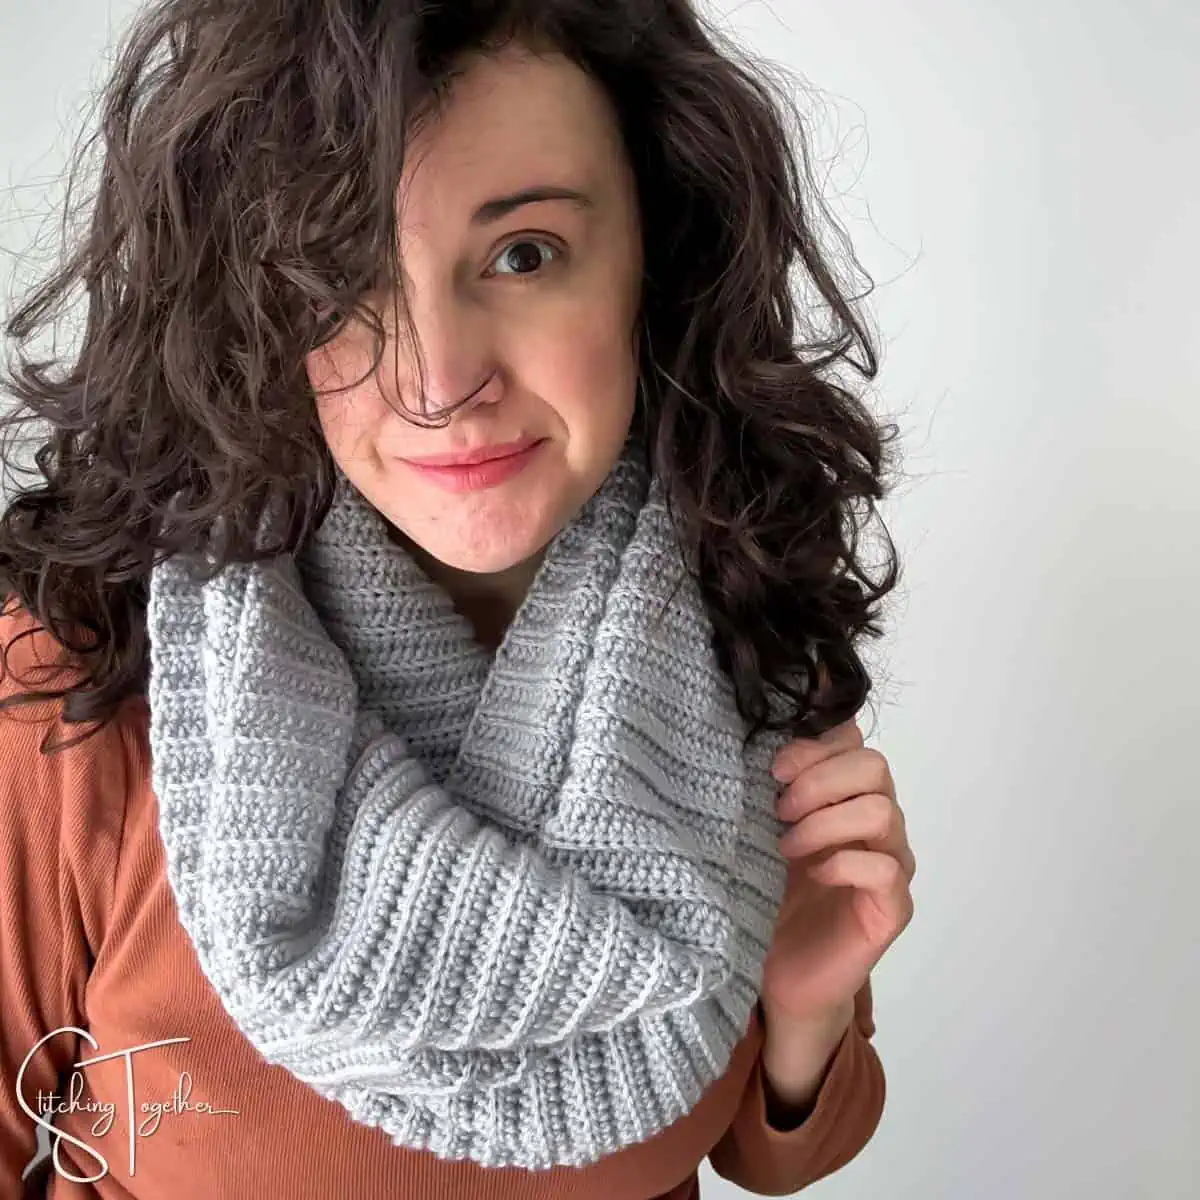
[144,444,790,1169]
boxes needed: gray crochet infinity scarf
[145,443,789,1170]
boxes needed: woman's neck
[390,527,545,652]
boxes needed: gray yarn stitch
[145,443,790,1169]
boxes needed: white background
[2,1,1197,1197]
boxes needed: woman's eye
[489,238,559,277]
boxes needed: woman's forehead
[399,49,626,201]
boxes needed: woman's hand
[762,717,916,1025]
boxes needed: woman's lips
[399,437,547,493]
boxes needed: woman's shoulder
[0,602,154,1191]
[0,595,148,730]
[0,598,94,710]
[0,598,146,945]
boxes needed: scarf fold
[146,444,789,1169]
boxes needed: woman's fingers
[776,746,894,822]
[771,718,863,784]
[780,790,916,879]
[806,848,915,942]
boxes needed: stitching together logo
[16,1028,241,1183]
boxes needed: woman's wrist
[758,997,855,1127]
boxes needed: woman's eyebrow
[470,185,595,225]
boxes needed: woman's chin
[397,508,554,578]
[434,535,548,577]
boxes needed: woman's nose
[402,293,498,418]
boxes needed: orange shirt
[0,606,885,1198]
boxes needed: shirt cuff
[707,1005,886,1196]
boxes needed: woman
[0,1,916,1197]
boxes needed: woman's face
[306,45,644,575]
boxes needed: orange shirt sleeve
[0,609,130,1195]
[707,980,886,1196]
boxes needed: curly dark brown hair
[0,0,902,752]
